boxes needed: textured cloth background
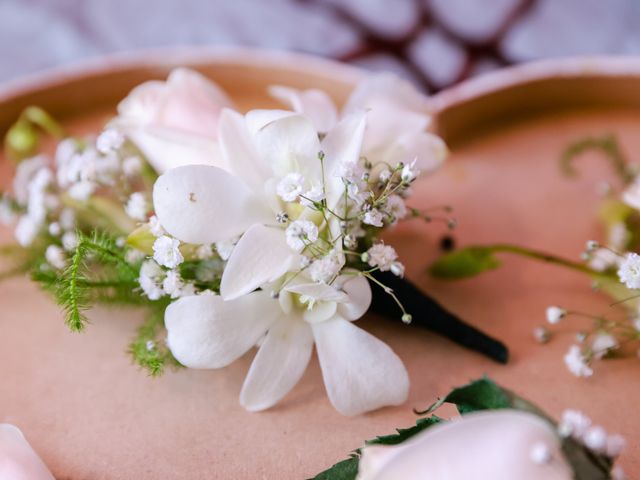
[2,0,640,90]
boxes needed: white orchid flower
[356,411,573,480]
[113,68,233,173]
[270,74,447,177]
[0,424,55,480]
[153,108,409,415]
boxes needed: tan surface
[1,54,639,478]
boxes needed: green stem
[483,243,612,278]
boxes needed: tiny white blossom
[558,409,592,439]
[338,162,364,184]
[588,248,620,272]
[196,244,214,260]
[583,426,608,452]
[45,245,67,270]
[622,176,640,211]
[125,248,146,264]
[308,250,345,283]
[401,159,418,183]
[384,195,407,224]
[96,129,125,154]
[285,220,318,252]
[564,345,593,378]
[59,208,75,231]
[215,238,237,261]
[612,466,628,480]
[122,155,143,177]
[363,208,384,227]
[15,215,40,247]
[300,183,324,207]
[606,434,626,458]
[61,231,78,251]
[367,243,398,272]
[48,222,61,236]
[591,333,618,360]
[162,270,186,299]
[139,274,164,300]
[276,173,304,202]
[148,215,165,237]
[68,181,96,201]
[546,306,566,324]
[390,261,405,277]
[140,259,163,278]
[125,192,148,221]
[152,235,184,268]
[617,252,640,289]
[608,223,628,250]
[378,168,392,183]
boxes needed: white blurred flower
[617,252,640,289]
[285,220,318,252]
[138,259,164,300]
[588,248,620,272]
[558,410,592,439]
[583,426,608,453]
[96,128,124,154]
[308,250,345,283]
[276,172,304,202]
[401,159,418,183]
[122,155,143,177]
[45,245,66,270]
[125,192,148,221]
[148,215,165,237]
[546,306,566,325]
[58,208,75,231]
[0,424,55,480]
[591,333,618,360]
[366,244,398,272]
[564,346,593,377]
[152,235,183,268]
[363,208,384,227]
[622,175,640,211]
[15,215,40,247]
[61,231,78,251]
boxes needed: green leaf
[429,247,501,279]
[309,456,359,480]
[366,416,443,446]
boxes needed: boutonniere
[1,69,506,415]
[313,378,626,480]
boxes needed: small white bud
[546,306,566,324]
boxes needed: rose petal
[269,85,338,133]
[165,291,281,369]
[335,274,372,321]
[153,164,272,244]
[240,315,314,411]
[218,109,274,191]
[244,109,298,135]
[220,224,301,300]
[382,131,447,175]
[356,411,573,480]
[313,317,409,416]
[126,127,226,174]
[0,424,55,480]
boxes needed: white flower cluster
[558,410,626,458]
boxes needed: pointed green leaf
[429,247,501,279]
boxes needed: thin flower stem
[482,243,613,279]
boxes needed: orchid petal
[153,165,271,244]
[313,317,409,416]
[356,411,572,480]
[269,86,338,133]
[252,114,321,180]
[244,109,297,135]
[0,424,55,480]
[165,291,281,369]
[221,224,301,300]
[382,131,447,175]
[335,274,372,321]
[284,282,349,304]
[240,316,314,411]
[218,109,273,191]
[321,112,366,209]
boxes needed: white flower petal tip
[220,224,302,301]
[0,424,55,480]
[240,316,314,412]
[313,318,409,416]
[165,292,281,369]
[356,411,573,480]
[336,274,372,321]
[268,85,338,133]
[152,165,271,245]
